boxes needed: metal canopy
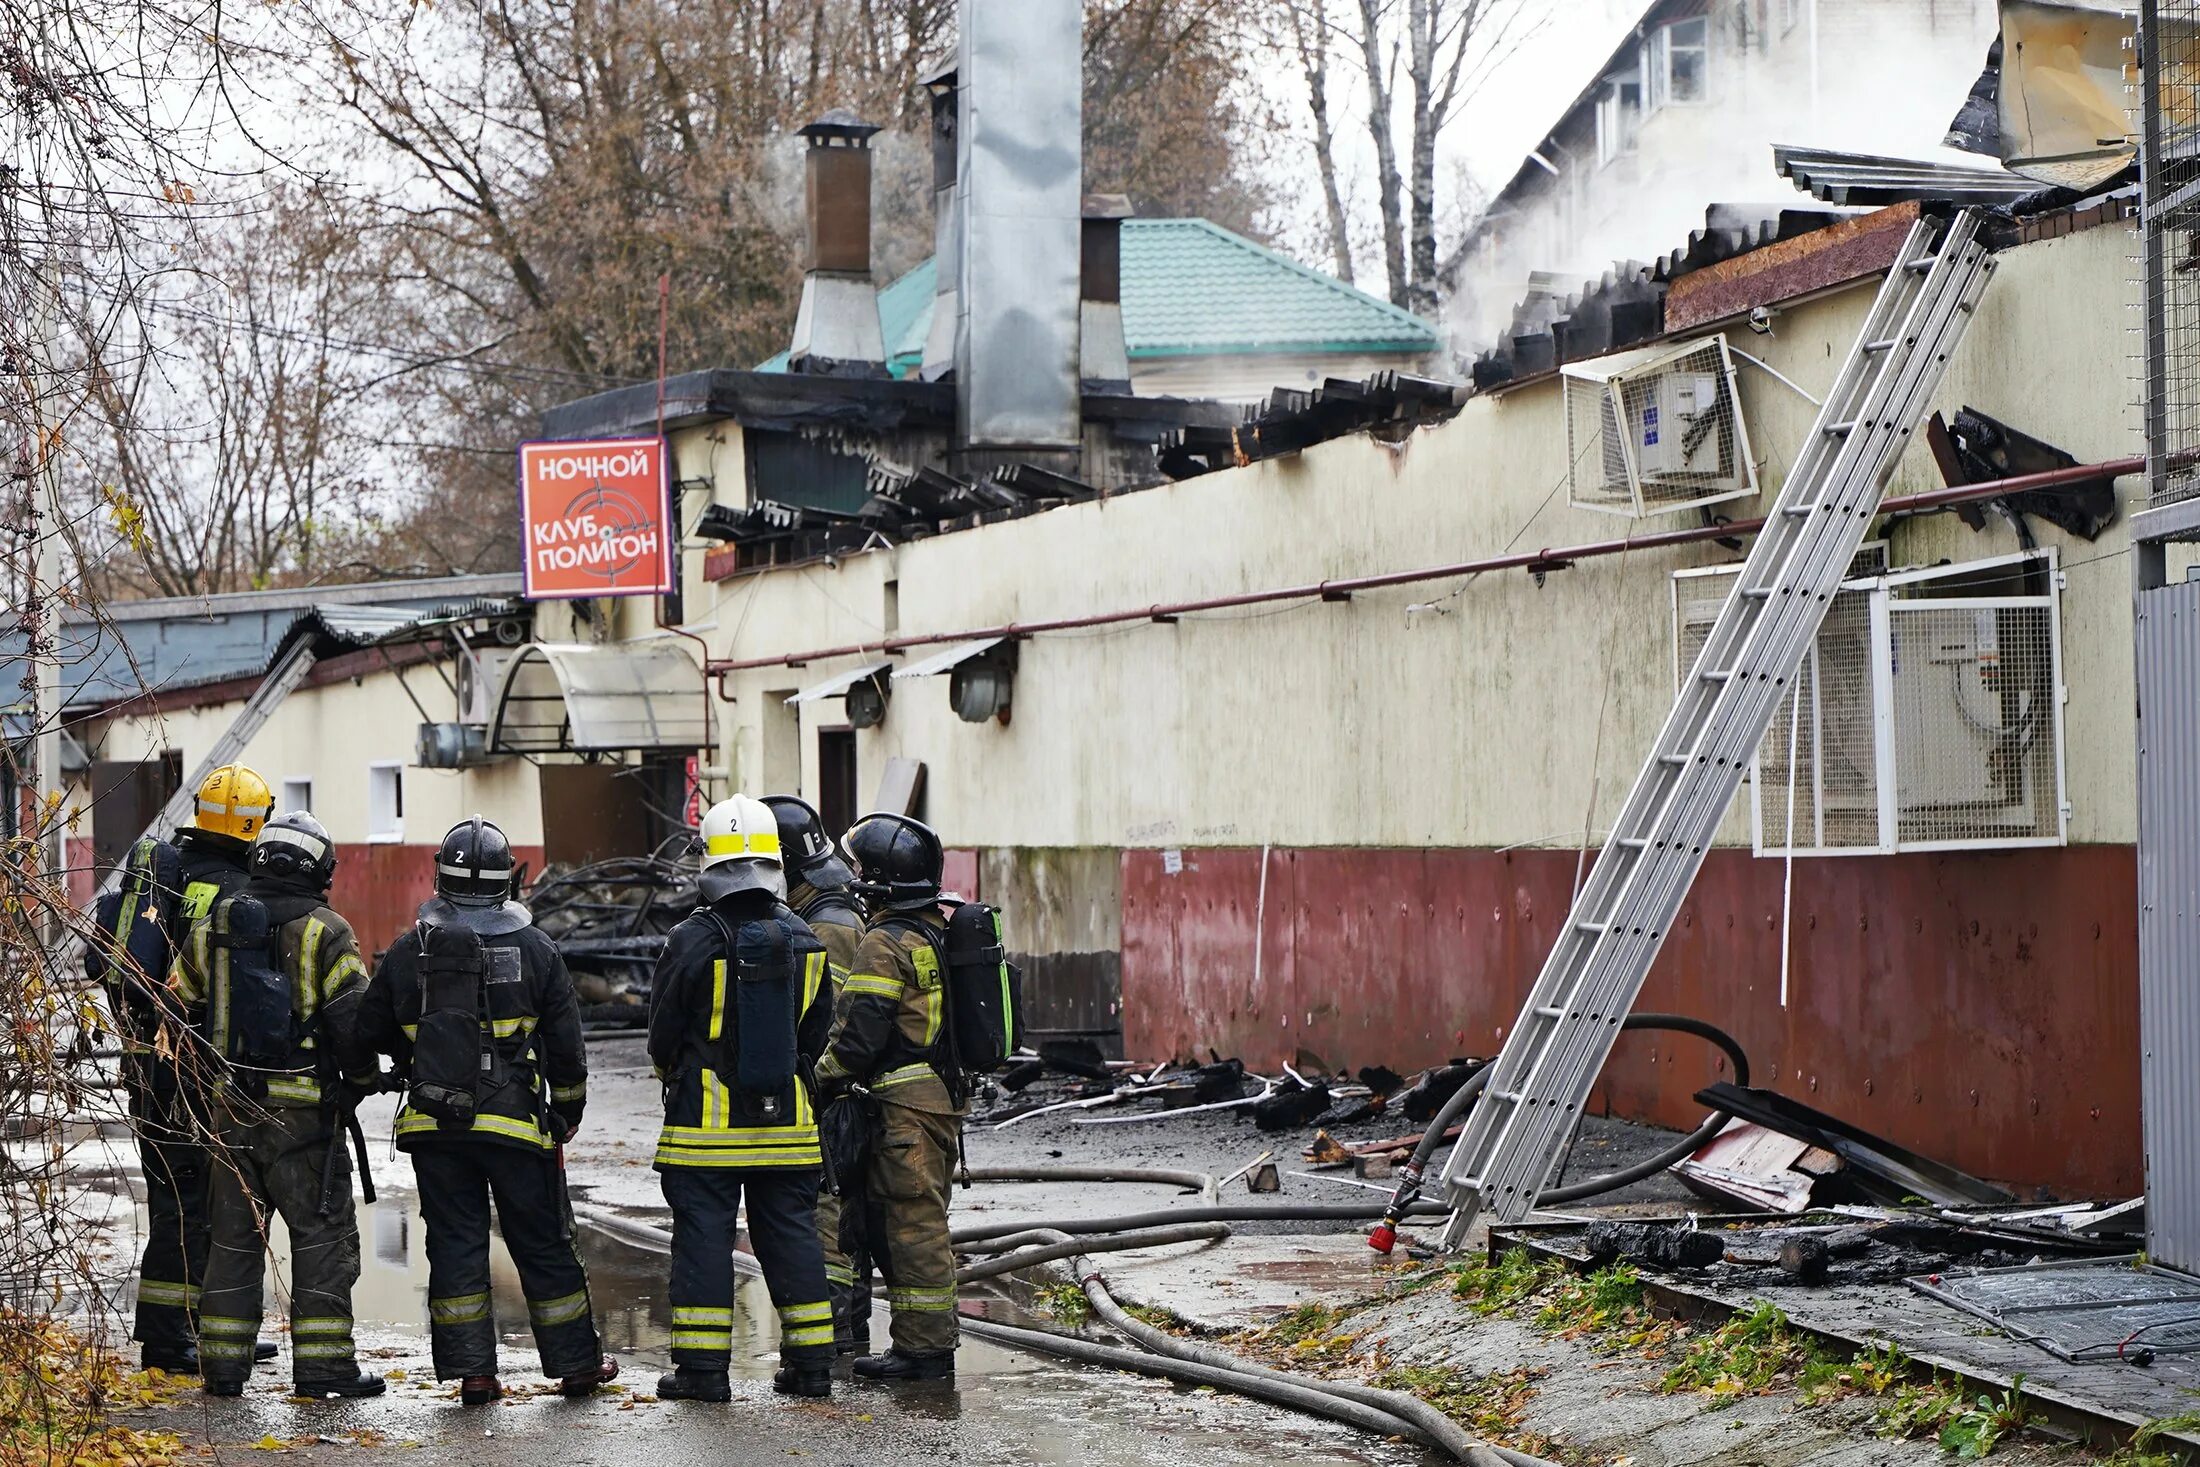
[786,659,894,704]
[892,637,1005,679]
[489,640,709,754]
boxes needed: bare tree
[1283,0,1356,282]
[1084,0,1273,232]
[1269,0,1537,312]
[70,187,407,598]
[0,1,293,1444]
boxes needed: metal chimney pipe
[955,0,1083,460]
[1081,194,1133,394]
[789,110,888,378]
[919,63,959,384]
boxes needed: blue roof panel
[758,220,1435,374]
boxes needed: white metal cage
[1671,549,2067,856]
[1564,336,1758,517]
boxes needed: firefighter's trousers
[409,1142,602,1380]
[818,1191,875,1351]
[198,1103,361,1388]
[660,1166,833,1372]
[865,1100,960,1357]
[130,1085,209,1359]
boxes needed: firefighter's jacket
[174,829,253,925]
[172,879,376,1109]
[788,882,864,991]
[357,923,589,1153]
[813,909,963,1116]
[647,900,832,1169]
[93,831,251,1095]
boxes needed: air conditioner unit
[1564,336,1758,517]
[458,648,516,727]
[1889,609,2038,825]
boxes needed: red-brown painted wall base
[1119,845,2140,1198]
[330,842,547,962]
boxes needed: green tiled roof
[758,219,1436,374]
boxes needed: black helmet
[761,794,855,892]
[250,810,337,891]
[840,812,943,913]
[421,815,532,936]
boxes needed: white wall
[703,220,2141,853]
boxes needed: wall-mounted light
[949,643,1017,725]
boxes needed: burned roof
[1156,371,1466,482]
[1470,157,2139,394]
[1774,145,2038,207]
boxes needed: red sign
[517,436,674,600]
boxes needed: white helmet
[697,794,787,902]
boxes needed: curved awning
[488,640,710,754]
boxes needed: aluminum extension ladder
[1436,209,1998,1247]
[90,635,319,900]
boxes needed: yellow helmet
[195,764,273,842]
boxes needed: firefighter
[760,794,870,1356]
[812,812,962,1382]
[90,764,274,1374]
[356,817,618,1405]
[172,810,383,1398]
[649,795,836,1403]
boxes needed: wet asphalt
[110,1037,1458,1465]
[109,1040,1707,1462]
[127,1198,1433,1466]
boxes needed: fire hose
[573,1201,1554,1464]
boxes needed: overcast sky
[1257,0,1647,275]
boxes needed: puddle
[103,1185,1438,1464]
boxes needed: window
[1672,550,2067,856]
[1645,17,1709,111]
[1596,72,1643,165]
[368,762,403,843]
[281,777,313,816]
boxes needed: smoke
[1445,0,2000,355]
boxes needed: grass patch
[1877,1375,2032,1459]
[1229,1302,1365,1368]
[1534,1263,1646,1336]
[1120,1302,1195,1335]
[1658,1301,1826,1403]
[1034,1281,1091,1328]
[1449,1248,1566,1316]
[1371,1363,1539,1438]
[2102,1411,2200,1466]
[1797,1341,1913,1406]
[0,1314,189,1466]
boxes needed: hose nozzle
[1366,1163,1423,1254]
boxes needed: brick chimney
[788,110,887,377]
[1081,194,1133,393]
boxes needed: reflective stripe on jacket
[173,895,373,1107]
[357,924,588,1153]
[812,912,963,1116]
[647,903,832,1168]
